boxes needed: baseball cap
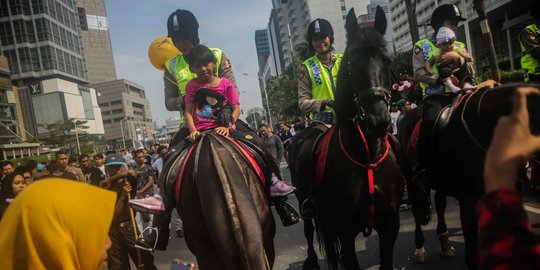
[105,154,126,166]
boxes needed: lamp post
[120,118,127,149]
[73,120,81,155]
[242,73,273,128]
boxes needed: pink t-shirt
[185,77,239,130]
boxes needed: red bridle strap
[338,124,390,237]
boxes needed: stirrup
[135,226,158,252]
[301,199,317,219]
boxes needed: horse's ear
[374,5,387,35]
[345,8,358,45]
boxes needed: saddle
[430,93,469,148]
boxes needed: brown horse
[161,131,275,269]
[312,7,404,270]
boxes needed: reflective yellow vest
[303,54,342,123]
[519,23,540,82]
[415,39,465,96]
[165,48,223,96]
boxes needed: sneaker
[135,227,158,251]
[270,181,296,197]
[129,195,165,214]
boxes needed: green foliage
[265,73,302,124]
[390,49,414,79]
[37,119,90,147]
[478,69,524,83]
[245,107,264,129]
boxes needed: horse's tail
[315,211,341,269]
[180,133,275,269]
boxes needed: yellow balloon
[148,36,181,70]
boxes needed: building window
[110,100,122,106]
[111,109,123,114]
[56,48,65,72]
[4,50,18,74]
[30,48,40,71]
[0,22,14,46]
[103,119,112,124]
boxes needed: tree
[245,107,264,129]
[265,73,302,125]
[405,0,421,44]
[37,119,89,147]
[473,0,500,81]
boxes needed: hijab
[0,178,116,270]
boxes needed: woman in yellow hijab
[0,178,116,270]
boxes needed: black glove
[218,105,233,126]
[325,99,335,109]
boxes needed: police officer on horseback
[519,1,540,83]
[295,18,342,219]
[163,9,238,145]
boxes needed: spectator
[0,179,115,270]
[94,153,106,175]
[25,160,44,181]
[79,154,105,186]
[1,161,14,180]
[389,102,400,135]
[52,150,84,181]
[15,166,33,186]
[152,145,168,178]
[396,98,412,129]
[259,125,284,165]
[101,154,157,270]
[133,149,156,231]
[480,87,540,269]
[0,171,27,219]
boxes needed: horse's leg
[459,196,479,270]
[435,191,455,258]
[413,220,427,263]
[338,230,361,270]
[377,208,400,270]
[303,219,320,270]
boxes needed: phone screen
[170,260,195,270]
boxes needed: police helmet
[167,9,200,45]
[430,4,466,31]
[307,19,334,50]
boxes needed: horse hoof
[413,248,427,264]
[303,255,320,270]
[439,246,456,258]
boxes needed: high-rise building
[0,55,21,144]
[260,0,369,79]
[75,0,117,84]
[90,79,154,148]
[255,29,271,72]
[0,0,104,138]
[359,0,395,54]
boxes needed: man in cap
[101,153,157,270]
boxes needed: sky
[104,0,273,126]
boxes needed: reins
[338,123,391,237]
[460,88,490,152]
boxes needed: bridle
[346,46,392,124]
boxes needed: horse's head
[335,6,392,138]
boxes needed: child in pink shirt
[184,45,240,142]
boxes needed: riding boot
[272,196,300,226]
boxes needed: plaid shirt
[478,188,540,269]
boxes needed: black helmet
[531,1,540,20]
[430,4,466,30]
[167,9,200,45]
[307,19,334,50]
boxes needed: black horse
[399,83,540,269]
[307,7,404,270]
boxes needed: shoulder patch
[414,47,421,55]
[529,34,538,43]
[225,59,232,69]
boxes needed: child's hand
[188,130,200,142]
[215,127,230,137]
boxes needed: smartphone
[170,259,196,270]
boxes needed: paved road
[148,164,540,270]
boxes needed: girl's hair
[185,45,217,71]
[0,172,24,199]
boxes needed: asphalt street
[146,164,540,270]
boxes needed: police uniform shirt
[297,54,338,114]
